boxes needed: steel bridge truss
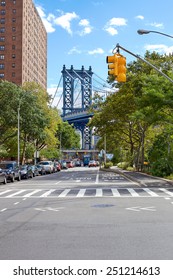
[61,65,93,149]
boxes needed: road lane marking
[111,188,121,197]
[95,188,102,197]
[23,190,42,197]
[40,189,56,197]
[1,208,7,212]
[6,190,27,197]
[0,190,13,196]
[95,171,99,184]
[54,181,62,185]
[58,189,71,197]
[76,189,86,197]
[126,206,156,212]
[35,207,64,212]
[159,188,173,197]
[127,188,140,197]
[14,202,20,205]
[143,188,159,197]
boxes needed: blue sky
[34,0,173,107]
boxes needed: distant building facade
[0,0,47,89]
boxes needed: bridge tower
[61,65,93,149]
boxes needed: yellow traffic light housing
[106,54,118,77]
[117,55,126,82]
[106,52,126,82]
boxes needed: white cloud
[150,22,164,28]
[78,19,93,36]
[108,18,127,26]
[145,44,173,55]
[54,12,79,35]
[88,48,104,55]
[79,19,90,26]
[68,46,82,55]
[104,27,118,36]
[47,86,63,110]
[36,6,56,33]
[135,15,144,20]
[104,17,127,36]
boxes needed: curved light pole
[137,29,173,39]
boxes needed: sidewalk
[102,166,173,188]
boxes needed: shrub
[117,162,129,170]
[104,162,113,169]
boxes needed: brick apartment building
[0,0,47,89]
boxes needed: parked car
[38,161,54,174]
[60,160,68,169]
[20,165,33,179]
[0,168,7,184]
[28,165,39,177]
[36,164,46,175]
[88,160,97,167]
[54,162,61,172]
[66,160,74,168]
[0,161,21,182]
[75,160,81,167]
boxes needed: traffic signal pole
[115,43,173,84]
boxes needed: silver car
[38,161,54,174]
[0,168,7,184]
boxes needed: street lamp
[17,106,20,167]
[137,29,173,39]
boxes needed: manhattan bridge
[50,65,115,156]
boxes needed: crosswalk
[0,188,173,198]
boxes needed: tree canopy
[90,51,173,176]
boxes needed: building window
[0,36,5,41]
[0,63,4,69]
[0,73,4,78]
[12,27,16,32]
[12,72,15,77]
[0,18,5,24]
[1,2,6,6]
[12,36,16,41]
[12,9,16,13]
[12,63,15,68]
[12,45,15,49]
[0,55,4,59]
[12,18,16,23]
[0,28,5,33]
[0,45,5,50]
[0,9,5,15]
[12,54,15,58]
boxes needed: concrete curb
[100,166,173,187]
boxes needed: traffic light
[106,54,118,77]
[117,55,126,82]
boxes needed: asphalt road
[0,166,173,260]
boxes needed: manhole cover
[91,204,115,208]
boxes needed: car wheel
[3,177,7,184]
[17,174,21,181]
[11,175,15,182]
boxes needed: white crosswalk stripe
[127,188,140,197]
[0,188,173,198]
[143,188,159,197]
[76,189,86,197]
[111,188,121,197]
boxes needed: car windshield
[21,166,27,170]
[0,163,13,169]
[40,162,49,165]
